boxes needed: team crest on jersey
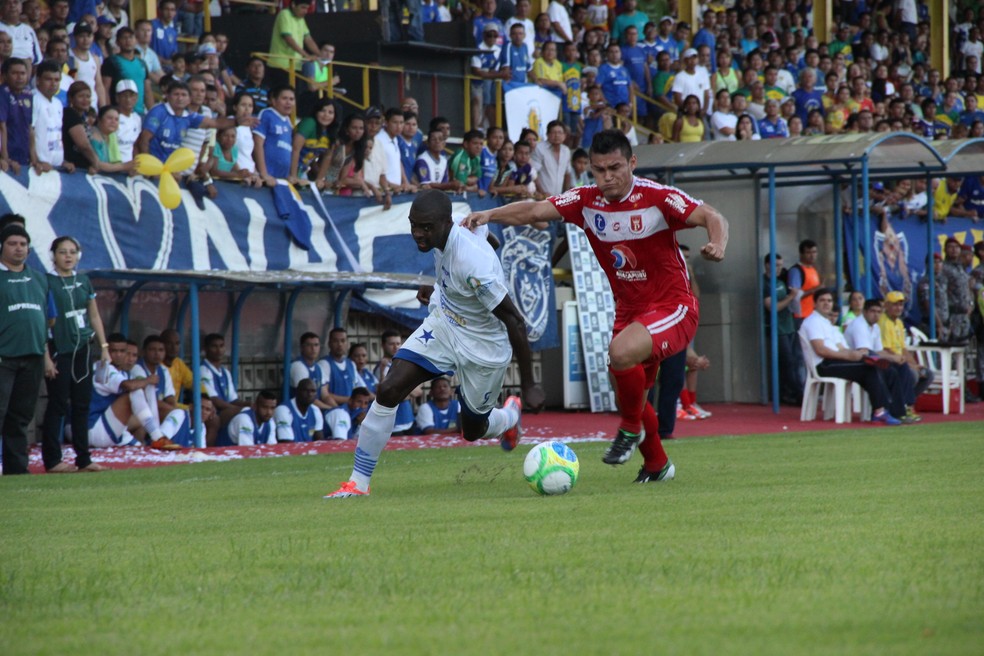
[501,226,552,341]
[630,214,643,233]
[665,193,688,213]
[593,213,606,232]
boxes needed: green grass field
[2,425,983,656]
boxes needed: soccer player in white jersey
[325,189,545,498]
[465,129,729,484]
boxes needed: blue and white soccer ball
[523,441,579,496]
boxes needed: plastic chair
[798,333,854,423]
[908,327,965,414]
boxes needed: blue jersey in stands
[143,103,206,162]
[151,18,178,61]
[499,42,530,84]
[290,357,329,394]
[758,116,789,139]
[417,400,460,431]
[201,360,238,403]
[254,107,294,178]
[324,356,360,398]
[399,134,422,180]
[959,176,984,218]
[480,146,497,192]
[598,62,631,107]
[358,367,378,394]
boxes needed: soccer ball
[523,442,579,496]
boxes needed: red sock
[680,389,694,407]
[639,403,668,470]
[611,364,647,434]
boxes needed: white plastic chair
[799,333,854,423]
[908,327,965,414]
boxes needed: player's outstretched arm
[685,204,729,262]
[492,295,546,413]
[462,200,563,230]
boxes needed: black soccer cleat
[602,429,642,465]
[634,461,676,483]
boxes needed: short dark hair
[384,107,403,121]
[106,332,127,344]
[572,148,588,160]
[35,60,61,78]
[204,333,225,347]
[429,116,450,131]
[863,299,883,311]
[299,331,319,345]
[799,239,817,253]
[1,58,27,76]
[328,327,347,339]
[350,387,372,399]
[269,84,295,101]
[381,330,400,342]
[256,390,279,403]
[812,287,833,303]
[463,129,484,142]
[143,335,165,349]
[590,129,633,161]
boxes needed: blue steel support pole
[119,281,146,337]
[861,157,872,298]
[176,293,190,359]
[926,173,936,339]
[230,287,254,387]
[833,182,844,305]
[283,288,302,403]
[189,283,204,449]
[769,167,779,415]
[333,290,350,328]
[851,174,860,292]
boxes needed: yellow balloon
[159,172,182,210]
[134,153,164,177]
[164,147,196,174]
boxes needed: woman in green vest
[40,236,111,473]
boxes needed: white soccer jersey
[117,111,142,163]
[131,361,177,401]
[32,91,64,167]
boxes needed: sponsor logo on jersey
[613,222,621,232]
[553,189,580,207]
[665,193,688,214]
[628,192,642,203]
[611,245,646,281]
[593,213,606,232]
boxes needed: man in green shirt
[268,0,320,88]
[0,220,55,475]
[448,129,485,196]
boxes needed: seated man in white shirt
[131,334,191,444]
[799,289,905,425]
[288,331,335,411]
[274,378,325,442]
[324,386,372,440]
[843,298,917,421]
[200,332,250,442]
[225,390,278,446]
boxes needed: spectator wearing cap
[94,13,117,58]
[0,220,56,475]
[114,79,141,162]
[137,80,253,162]
[133,19,164,85]
[151,0,179,68]
[671,47,710,115]
[68,21,108,108]
[917,252,949,340]
[471,24,508,130]
[877,290,933,417]
[0,0,43,65]
[653,16,678,62]
[100,27,152,114]
[472,0,505,47]
[267,0,320,89]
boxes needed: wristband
[100,342,109,348]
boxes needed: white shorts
[397,314,508,417]
[88,409,139,448]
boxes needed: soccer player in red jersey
[464,129,729,483]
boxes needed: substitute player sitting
[464,129,728,484]
[324,189,545,498]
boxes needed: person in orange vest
[787,239,823,328]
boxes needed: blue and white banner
[0,171,558,349]
[843,209,983,321]
[504,85,563,144]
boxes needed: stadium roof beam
[633,133,948,415]
[87,269,432,447]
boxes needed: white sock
[481,406,516,440]
[161,409,187,439]
[350,403,397,491]
[129,389,163,440]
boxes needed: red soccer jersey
[549,177,702,328]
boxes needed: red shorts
[615,304,699,387]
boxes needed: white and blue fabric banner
[0,171,558,349]
[504,85,563,144]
